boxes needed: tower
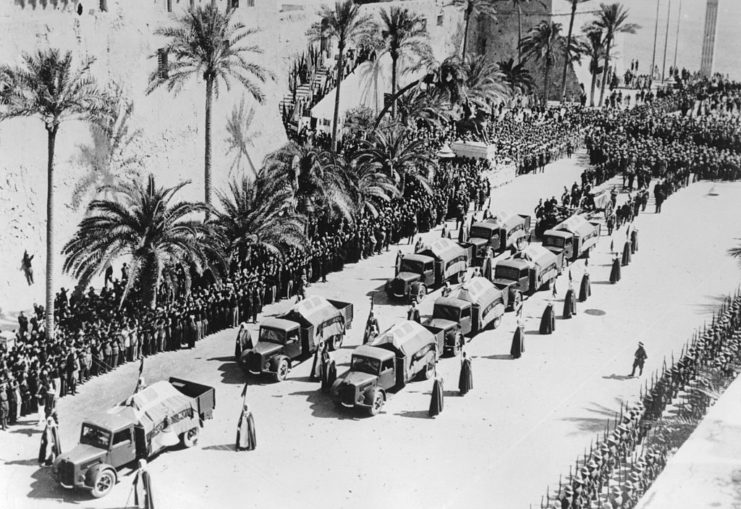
[700,0,719,77]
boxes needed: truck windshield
[259,327,286,344]
[495,266,521,281]
[543,236,565,248]
[433,304,460,322]
[399,259,424,274]
[351,356,381,375]
[470,226,495,239]
[80,424,111,449]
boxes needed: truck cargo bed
[169,377,216,421]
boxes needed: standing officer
[630,341,647,377]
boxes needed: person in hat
[236,392,257,451]
[510,317,525,359]
[38,416,61,466]
[407,301,421,323]
[428,373,444,418]
[630,342,647,377]
[563,283,577,319]
[621,238,631,267]
[578,261,591,302]
[458,352,473,396]
[609,255,621,284]
[539,301,556,335]
[133,458,156,509]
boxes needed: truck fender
[84,463,116,489]
[363,386,384,406]
[409,281,423,296]
[269,355,291,373]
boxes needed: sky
[551,0,741,79]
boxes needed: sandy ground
[2,153,741,509]
[634,374,741,509]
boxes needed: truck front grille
[392,279,407,296]
[58,460,75,486]
[245,352,263,372]
[340,384,356,405]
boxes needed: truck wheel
[90,468,116,498]
[274,358,290,382]
[510,291,522,311]
[416,284,426,302]
[329,334,343,351]
[368,390,385,416]
[181,426,200,448]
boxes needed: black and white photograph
[0,0,740,508]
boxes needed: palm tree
[215,172,307,261]
[373,55,467,127]
[497,57,535,95]
[583,25,606,107]
[147,4,271,209]
[453,0,498,60]
[225,97,261,181]
[504,0,537,63]
[347,161,399,218]
[308,1,374,152]
[354,124,436,196]
[263,142,354,224]
[559,0,591,102]
[71,83,143,210]
[376,6,431,119]
[463,55,507,112]
[396,87,453,129]
[62,175,224,309]
[520,20,565,104]
[592,2,640,107]
[0,49,107,339]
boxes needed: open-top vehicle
[52,378,215,499]
[240,295,353,381]
[330,321,443,416]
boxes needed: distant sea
[551,0,741,80]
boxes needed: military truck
[468,212,531,262]
[422,277,508,355]
[330,321,443,416]
[386,238,471,303]
[542,214,601,263]
[52,378,215,499]
[493,245,564,307]
[241,295,353,382]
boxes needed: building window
[166,0,172,13]
[247,0,255,7]
[231,0,240,8]
[99,0,107,12]
[157,49,169,80]
[437,14,443,26]
[77,2,83,15]
[190,0,195,9]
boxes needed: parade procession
[1,0,741,508]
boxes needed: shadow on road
[208,357,248,385]
[203,443,237,452]
[584,309,607,316]
[560,398,627,435]
[602,374,633,381]
[482,354,514,360]
[286,389,360,420]
[26,466,83,502]
[395,410,430,419]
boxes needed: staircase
[279,66,331,126]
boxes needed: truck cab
[451,276,508,332]
[331,321,441,416]
[542,214,601,262]
[241,296,354,382]
[386,239,470,302]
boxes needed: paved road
[2,155,740,509]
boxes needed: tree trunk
[331,41,345,152]
[589,68,597,107]
[560,0,577,102]
[543,61,551,105]
[45,127,58,340]
[374,78,421,128]
[517,5,522,64]
[461,6,472,60]
[143,255,161,310]
[598,38,612,107]
[205,77,214,212]
[391,53,398,119]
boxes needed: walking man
[630,341,647,377]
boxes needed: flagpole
[661,0,672,82]
[650,0,661,83]
[672,0,682,70]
